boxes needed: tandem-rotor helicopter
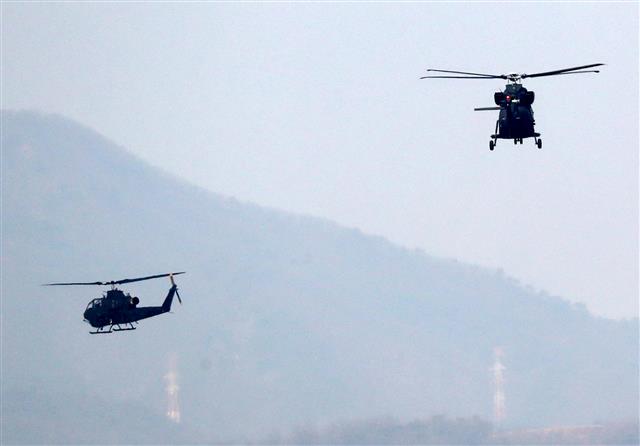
[421,63,604,150]
[44,272,185,334]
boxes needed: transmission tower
[165,353,181,423]
[492,347,506,425]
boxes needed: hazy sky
[2,2,638,319]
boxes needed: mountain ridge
[4,109,623,317]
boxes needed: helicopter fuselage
[477,83,542,150]
[83,286,177,329]
[493,84,538,140]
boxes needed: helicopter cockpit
[85,298,103,311]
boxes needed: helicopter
[420,63,604,150]
[44,272,185,334]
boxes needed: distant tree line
[275,415,492,444]
[269,416,639,445]
[492,420,639,445]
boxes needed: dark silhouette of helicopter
[421,63,604,150]
[44,272,185,334]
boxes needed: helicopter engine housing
[521,90,535,105]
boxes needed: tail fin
[162,285,178,312]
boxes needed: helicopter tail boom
[161,284,178,312]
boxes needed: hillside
[1,110,637,443]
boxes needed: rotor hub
[506,73,523,83]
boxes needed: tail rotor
[169,273,183,305]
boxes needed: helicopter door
[516,105,535,135]
[498,108,510,137]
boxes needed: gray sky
[2,2,637,319]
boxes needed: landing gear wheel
[489,140,495,151]
[536,138,542,149]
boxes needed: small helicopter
[44,272,185,334]
[421,63,604,150]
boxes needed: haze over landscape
[2,110,637,443]
[1,2,638,445]
[2,1,637,319]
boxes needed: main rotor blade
[522,63,604,79]
[43,281,108,286]
[523,70,602,78]
[113,272,185,285]
[42,272,185,287]
[474,107,501,111]
[421,75,503,79]
[425,68,503,77]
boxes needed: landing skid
[534,135,542,149]
[113,324,137,332]
[90,322,137,334]
[489,122,542,150]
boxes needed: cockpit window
[86,298,102,310]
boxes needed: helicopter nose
[83,311,102,328]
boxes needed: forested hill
[2,110,637,443]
